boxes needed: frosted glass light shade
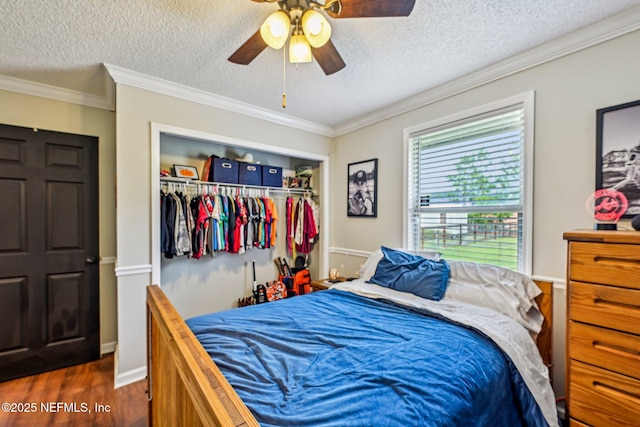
[289,34,312,63]
[301,9,331,48]
[260,10,291,49]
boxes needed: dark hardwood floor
[0,354,147,426]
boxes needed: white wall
[329,29,640,396]
[112,83,333,386]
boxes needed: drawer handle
[594,298,640,312]
[593,381,640,405]
[593,341,640,360]
[594,256,640,267]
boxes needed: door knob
[86,256,98,264]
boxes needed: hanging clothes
[286,196,295,257]
[176,191,194,250]
[171,192,191,257]
[268,197,278,247]
[160,191,176,258]
[160,182,292,259]
[287,194,319,255]
[236,196,248,254]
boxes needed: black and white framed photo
[347,158,377,217]
[596,99,640,217]
[173,164,200,180]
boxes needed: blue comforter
[187,289,548,426]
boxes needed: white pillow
[358,248,442,282]
[443,260,543,334]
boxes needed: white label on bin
[248,166,256,171]
[222,163,231,168]
[269,168,277,174]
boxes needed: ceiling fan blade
[312,40,346,75]
[228,30,268,65]
[327,0,416,18]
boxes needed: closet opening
[150,123,329,318]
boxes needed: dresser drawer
[568,419,589,427]
[569,281,640,335]
[569,360,640,426]
[569,241,640,289]
[569,321,640,380]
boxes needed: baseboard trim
[100,341,117,355]
[114,366,147,389]
[113,343,147,389]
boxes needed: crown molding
[103,63,335,137]
[0,74,114,111]
[334,5,640,136]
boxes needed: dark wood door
[0,124,99,382]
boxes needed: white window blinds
[407,103,529,272]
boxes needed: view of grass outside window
[407,101,529,272]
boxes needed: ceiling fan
[228,0,416,75]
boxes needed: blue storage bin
[212,158,239,184]
[238,162,262,186]
[262,165,283,187]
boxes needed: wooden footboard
[146,280,553,425]
[146,285,259,427]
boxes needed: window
[404,93,534,274]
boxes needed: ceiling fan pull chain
[282,45,287,108]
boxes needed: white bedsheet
[331,280,559,427]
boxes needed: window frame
[402,92,535,275]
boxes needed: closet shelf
[160,176,315,196]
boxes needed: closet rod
[160,177,315,196]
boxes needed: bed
[146,250,557,427]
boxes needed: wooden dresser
[563,230,640,426]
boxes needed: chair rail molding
[114,263,153,277]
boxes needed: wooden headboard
[533,279,553,381]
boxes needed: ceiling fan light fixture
[301,9,331,48]
[289,33,312,63]
[260,10,291,49]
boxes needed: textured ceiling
[2,0,640,130]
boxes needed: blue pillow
[368,246,450,301]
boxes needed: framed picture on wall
[347,158,377,217]
[596,99,640,217]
